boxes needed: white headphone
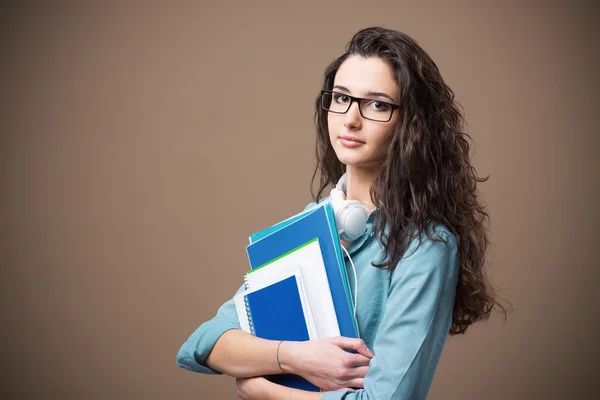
[329,173,372,242]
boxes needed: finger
[352,342,374,358]
[345,377,365,389]
[349,365,369,379]
[332,337,366,351]
[346,353,371,367]
[334,337,374,358]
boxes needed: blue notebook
[247,202,358,339]
[244,275,319,392]
[245,275,310,341]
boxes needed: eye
[368,100,391,112]
[333,93,350,104]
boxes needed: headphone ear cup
[330,183,369,242]
[336,200,369,242]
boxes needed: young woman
[177,27,507,399]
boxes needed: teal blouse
[177,201,459,400]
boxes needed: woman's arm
[177,284,288,378]
[319,229,460,400]
[177,284,373,387]
[177,284,246,374]
[205,329,282,377]
[236,376,324,400]
[207,330,374,387]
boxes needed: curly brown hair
[311,27,509,335]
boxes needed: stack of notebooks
[233,202,359,391]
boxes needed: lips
[339,135,365,148]
[339,135,365,144]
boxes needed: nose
[343,100,362,130]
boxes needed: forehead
[334,55,400,101]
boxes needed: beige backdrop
[1,1,598,399]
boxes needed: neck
[344,165,377,209]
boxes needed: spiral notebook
[234,266,317,339]
[244,239,339,338]
[239,275,310,340]
[233,273,319,391]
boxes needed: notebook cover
[245,275,319,392]
[245,275,310,341]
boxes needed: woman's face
[328,55,401,170]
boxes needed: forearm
[265,385,323,400]
[205,329,284,378]
[237,376,324,400]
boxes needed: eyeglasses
[320,90,399,122]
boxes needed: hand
[281,336,374,391]
[235,376,271,400]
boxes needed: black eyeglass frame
[320,90,400,122]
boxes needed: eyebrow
[333,85,397,104]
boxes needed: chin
[337,157,372,168]
[334,150,367,166]
[334,152,360,166]
[336,152,384,170]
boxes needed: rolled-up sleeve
[322,230,459,400]
[176,284,245,374]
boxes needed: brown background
[1,1,598,399]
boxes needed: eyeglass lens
[321,92,393,122]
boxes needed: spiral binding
[243,275,256,335]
